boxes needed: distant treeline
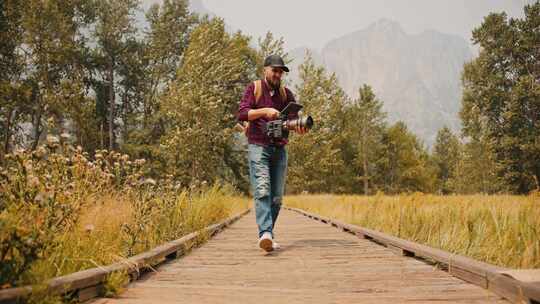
[1,0,538,195]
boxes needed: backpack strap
[254,80,262,104]
[279,85,287,102]
[254,79,288,104]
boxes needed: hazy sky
[198,0,532,50]
[141,0,533,50]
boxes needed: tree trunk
[363,157,369,195]
[108,56,115,151]
[122,93,129,142]
[100,121,104,149]
[3,109,13,159]
[31,104,43,151]
[361,126,369,195]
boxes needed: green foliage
[377,122,437,194]
[343,84,387,194]
[288,55,439,195]
[0,0,468,196]
[103,270,130,298]
[460,2,540,193]
[432,127,461,194]
[0,0,26,160]
[92,0,140,151]
[121,0,197,174]
[160,18,257,189]
[26,284,63,304]
[4,0,93,152]
[287,54,350,193]
[449,136,505,194]
[256,31,291,76]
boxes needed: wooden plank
[520,281,540,303]
[0,287,32,304]
[450,265,488,288]
[488,273,525,303]
[355,231,372,239]
[499,270,540,283]
[77,285,104,302]
[387,244,415,257]
[488,272,540,304]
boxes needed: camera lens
[304,116,313,129]
[286,115,314,131]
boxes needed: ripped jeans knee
[253,171,271,200]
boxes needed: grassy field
[285,193,539,269]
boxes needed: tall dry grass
[27,187,249,285]
[285,193,539,269]
[0,136,250,296]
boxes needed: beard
[265,75,281,89]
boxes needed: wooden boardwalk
[92,209,508,304]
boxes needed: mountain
[288,19,473,147]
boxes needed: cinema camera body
[265,102,314,142]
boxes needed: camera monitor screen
[281,102,303,114]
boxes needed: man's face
[264,66,284,88]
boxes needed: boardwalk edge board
[0,208,252,304]
[285,207,540,304]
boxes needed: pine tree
[432,126,461,194]
[448,136,504,194]
[377,122,436,194]
[345,84,387,194]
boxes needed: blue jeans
[248,143,288,238]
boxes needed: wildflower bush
[0,136,249,290]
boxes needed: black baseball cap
[264,54,289,72]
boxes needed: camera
[265,102,314,141]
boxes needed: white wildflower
[60,132,71,140]
[142,178,156,186]
[46,135,60,145]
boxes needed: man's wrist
[248,108,268,120]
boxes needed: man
[236,54,308,252]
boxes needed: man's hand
[295,125,309,135]
[264,108,280,120]
[233,122,250,136]
[243,122,249,136]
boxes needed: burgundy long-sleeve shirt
[236,80,298,147]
